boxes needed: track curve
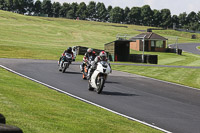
[170,43,200,55]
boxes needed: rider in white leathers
[87,51,111,79]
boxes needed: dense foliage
[0,0,200,30]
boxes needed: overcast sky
[53,0,200,15]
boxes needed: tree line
[1,0,200,31]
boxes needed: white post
[142,35,146,63]
[176,37,178,54]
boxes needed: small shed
[104,40,130,61]
[130,32,168,52]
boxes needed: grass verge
[111,65,200,89]
[0,68,162,133]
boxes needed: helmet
[99,51,107,60]
[67,47,72,52]
[87,48,93,54]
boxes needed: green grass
[112,65,200,89]
[0,68,162,133]
[0,10,146,60]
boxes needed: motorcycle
[88,61,111,94]
[82,61,89,80]
[81,56,95,80]
[59,53,72,73]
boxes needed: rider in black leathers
[80,48,96,72]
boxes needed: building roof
[130,32,168,41]
[104,40,131,46]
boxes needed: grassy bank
[112,65,200,89]
[1,10,200,60]
[0,68,162,133]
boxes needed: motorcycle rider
[58,47,74,66]
[87,51,111,79]
[80,48,96,72]
[72,46,77,61]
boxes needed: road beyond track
[170,43,200,55]
[1,58,200,133]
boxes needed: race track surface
[1,58,200,133]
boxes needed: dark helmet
[67,47,72,52]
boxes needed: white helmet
[87,48,93,53]
[99,51,107,60]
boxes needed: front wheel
[88,81,94,91]
[96,76,105,94]
[62,63,67,73]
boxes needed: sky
[53,0,200,15]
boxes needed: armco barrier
[129,54,158,64]
[147,55,158,64]
[76,46,103,55]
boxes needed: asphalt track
[1,58,200,133]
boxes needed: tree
[160,9,171,28]
[0,0,7,10]
[52,2,61,17]
[34,0,41,15]
[66,2,78,19]
[171,15,179,28]
[109,6,124,23]
[59,2,70,18]
[178,12,188,28]
[106,5,112,21]
[87,1,96,19]
[197,11,200,22]
[5,0,14,11]
[13,0,25,14]
[42,0,52,17]
[141,5,153,26]
[124,6,130,23]
[152,9,161,27]
[187,11,197,24]
[66,9,74,19]
[76,2,87,20]
[189,22,199,31]
[25,0,34,15]
[96,2,107,21]
[128,7,141,25]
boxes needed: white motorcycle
[59,53,72,73]
[88,61,111,94]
